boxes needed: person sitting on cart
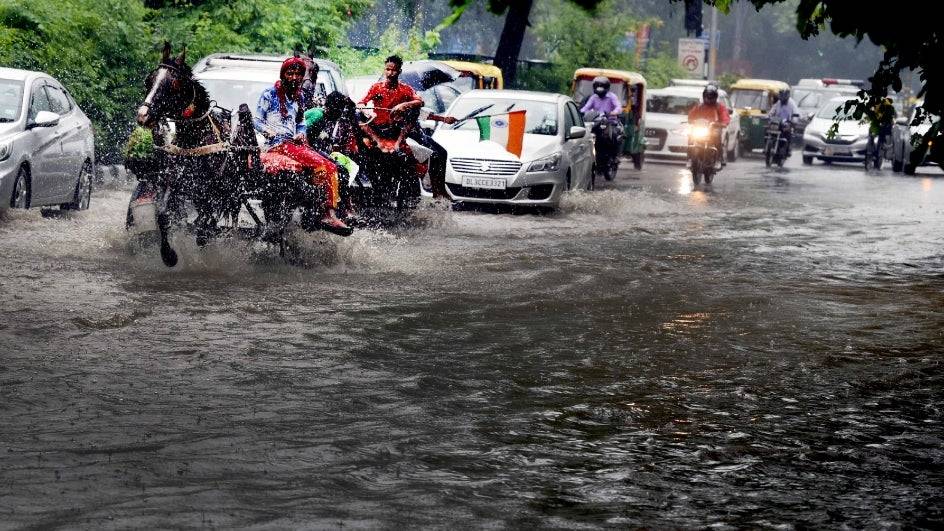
[254,56,351,236]
[687,84,731,166]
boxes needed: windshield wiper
[451,103,494,128]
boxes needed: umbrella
[399,60,461,91]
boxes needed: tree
[444,0,605,87]
[712,0,943,155]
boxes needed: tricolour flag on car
[476,110,526,157]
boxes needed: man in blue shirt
[255,57,350,236]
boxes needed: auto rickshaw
[728,78,790,155]
[441,60,504,90]
[572,68,647,169]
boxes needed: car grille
[668,146,689,153]
[824,137,856,145]
[447,183,521,200]
[450,158,522,176]
[645,128,667,151]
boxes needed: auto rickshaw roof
[573,68,647,87]
[729,79,790,92]
[441,60,503,80]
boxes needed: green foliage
[123,126,154,159]
[332,12,437,77]
[0,0,152,163]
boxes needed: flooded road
[2,156,943,528]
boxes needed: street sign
[678,38,707,78]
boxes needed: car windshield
[647,94,699,115]
[730,89,768,110]
[199,79,328,112]
[448,98,559,136]
[573,79,627,109]
[0,79,24,122]
[816,100,856,120]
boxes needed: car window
[566,102,583,128]
[434,85,461,112]
[647,95,699,115]
[45,84,72,115]
[730,89,768,111]
[28,80,51,121]
[0,78,24,122]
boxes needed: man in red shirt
[687,84,731,167]
[358,55,424,139]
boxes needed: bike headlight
[690,126,710,140]
[527,152,561,172]
[0,139,11,162]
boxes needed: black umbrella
[399,60,461,91]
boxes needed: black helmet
[778,88,790,101]
[592,76,610,92]
[703,84,719,104]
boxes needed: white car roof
[458,89,565,103]
[648,86,728,98]
[195,68,281,83]
[0,67,45,82]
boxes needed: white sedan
[432,90,594,208]
[802,96,870,164]
[643,86,739,163]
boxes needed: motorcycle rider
[768,89,799,150]
[687,84,731,167]
[254,56,351,236]
[409,108,456,200]
[580,76,621,117]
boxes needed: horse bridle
[139,63,197,121]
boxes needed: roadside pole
[708,5,718,80]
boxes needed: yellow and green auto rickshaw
[572,68,648,169]
[728,78,790,155]
[441,60,504,91]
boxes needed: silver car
[191,53,348,99]
[0,67,95,212]
[801,96,870,164]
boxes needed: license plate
[462,176,506,189]
[823,147,847,157]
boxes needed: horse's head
[137,42,195,127]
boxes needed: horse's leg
[156,186,178,267]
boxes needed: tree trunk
[493,0,533,88]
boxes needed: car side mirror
[567,126,587,139]
[807,112,815,121]
[28,110,59,129]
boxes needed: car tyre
[892,149,903,172]
[904,162,917,176]
[802,155,813,165]
[727,140,738,162]
[10,165,30,209]
[63,160,93,211]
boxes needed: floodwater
[1,157,943,528]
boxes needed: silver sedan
[0,67,95,212]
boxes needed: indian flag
[476,110,526,157]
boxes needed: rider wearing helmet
[768,88,799,151]
[687,84,731,165]
[254,56,351,236]
[580,76,621,116]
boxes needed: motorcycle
[687,119,722,185]
[764,118,793,168]
[583,110,624,186]
[864,131,890,171]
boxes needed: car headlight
[527,152,561,172]
[0,140,11,162]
